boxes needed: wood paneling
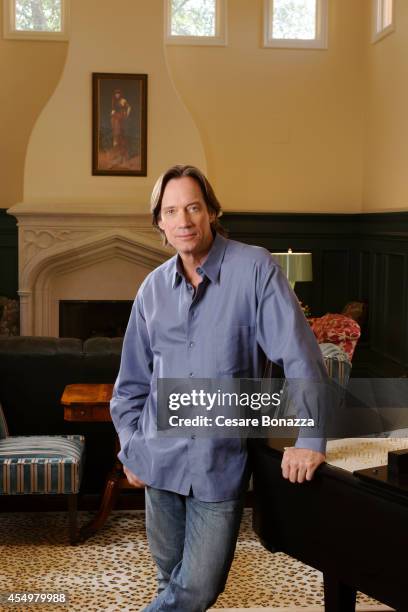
[223,211,408,370]
[0,209,18,298]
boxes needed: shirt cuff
[295,437,326,455]
[118,426,136,450]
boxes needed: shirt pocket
[215,324,254,376]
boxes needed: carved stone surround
[7,204,171,337]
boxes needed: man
[110,164,327,611]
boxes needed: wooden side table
[61,383,135,542]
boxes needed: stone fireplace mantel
[7,203,172,336]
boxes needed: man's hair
[150,164,227,246]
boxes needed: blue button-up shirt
[110,232,328,501]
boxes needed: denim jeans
[142,486,245,612]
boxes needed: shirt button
[189,372,194,377]
[196,267,203,275]
[187,284,192,291]
[189,341,194,348]
[191,434,196,440]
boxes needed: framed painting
[92,72,148,176]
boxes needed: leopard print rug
[0,509,389,611]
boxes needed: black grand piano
[250,437,408,612]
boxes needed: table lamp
[271,248,313,290]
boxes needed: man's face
[158,176,215,256]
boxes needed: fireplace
[7,206,171,337]
[59,300,133,340]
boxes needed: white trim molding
[3,0,69,41]
[371,0,395,43]
[263,0,328,50]
[165,0,227,46]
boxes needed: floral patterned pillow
[310,314,361,361]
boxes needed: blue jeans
[142,486,245,612]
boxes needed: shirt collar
[171,231,228,289]
[172,254,184,288]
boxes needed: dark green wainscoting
[2,208,407,375]
[222,211,408,376]
[0,209,18,298]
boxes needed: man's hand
[123,465,146,488]
[281,447,325,483]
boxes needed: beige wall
[3,0,407,214]
[166,0,366,212]
[0,8,68,209]
[362,0,408,211]
[22,0,206,209]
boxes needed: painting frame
[92,72,148,176]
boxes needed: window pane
[15,0,62,32]
[375,0,382,32]
[272,0,317,40]
[171,0,216,37]
[383,0,393,29]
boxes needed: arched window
[264,0,328,49]
[3,0,69,40]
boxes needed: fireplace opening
[59,300,133,340]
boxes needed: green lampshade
[271,250,313,288]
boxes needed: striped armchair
[0,402,85,544]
